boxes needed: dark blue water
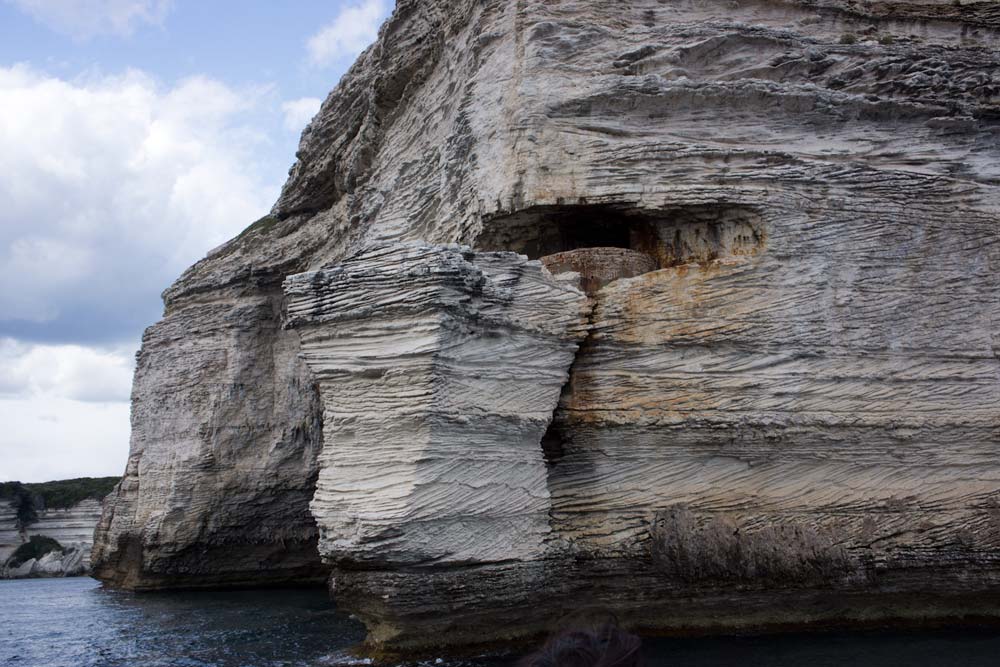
[641,630,1000,667]
[0,577,365,667]
[3,577,1000,666]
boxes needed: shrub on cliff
[3,477,118,529]
[6,535,64,568]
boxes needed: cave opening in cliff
[476,203,765,284]
[477,204,641,259]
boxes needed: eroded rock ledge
[284,243,590,568]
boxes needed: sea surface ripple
[4,577,1000,666]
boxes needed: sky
[0,0,393,483]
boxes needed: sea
[2,577,1000,667]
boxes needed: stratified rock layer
[0,504,20,565]
[94,0,1000,652]
[2,499,103,578]
[91,291,329,589]
[28,500,103,569]
[285,243,589,568]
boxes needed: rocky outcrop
[3,546,87,578]
[284,243,590,571]
[94,0,1000,654]
[29,500,103,564]
[90,293,329,590]
[1,499,103,577]
[0,503,20,565]
[541,247,658,295]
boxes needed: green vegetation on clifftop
[1,477,120,528]
[22,477,120,509]
[0,482,37,529]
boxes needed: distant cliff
[93,0,1000,655]
[1,478,117,578]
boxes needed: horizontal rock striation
[1,499,103,578]
[94,0,1000,653]
[29,500,103,569]
[90,292,330,590]
[0,504,19,565]
[284,243,590,569]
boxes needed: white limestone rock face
[33,549,82,576]
[93,0,1000,652]
[4,559,35,578]
[1,499,103,577]
[28,499,103,569]
[1,548,87,578]
[284,243,590,567]
[91,296,330,589]
[0,503,20,564]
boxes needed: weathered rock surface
[0,503,20,565]
[2,546,87,578]
[1,499,102,578]
[29,500,102,570]
[94,0,1000,653]
[91,294,329,589]
[541,247,658,295]
[285,243,590,568]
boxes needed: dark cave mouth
[476,203,765,265]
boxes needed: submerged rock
[94,0,1000,653]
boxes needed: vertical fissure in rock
[477,202,766,477]
[538,301,598,470]
[482,202,765,469]
[281,204,769,641]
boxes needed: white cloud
[0,397,130,482]
[6,0,173,39]
[0,65,283,482]
[0,65,280,337]
[281,96,322,132]
[306,0,388,67]
[0,337,133,481]
[1,238,93,323]
[0,338,134,403]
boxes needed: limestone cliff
[0,503,19,565]
[94,0,1000,652]
[1,499,104,578]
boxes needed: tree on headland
[0,482,38,532]
[1,477,119,532]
